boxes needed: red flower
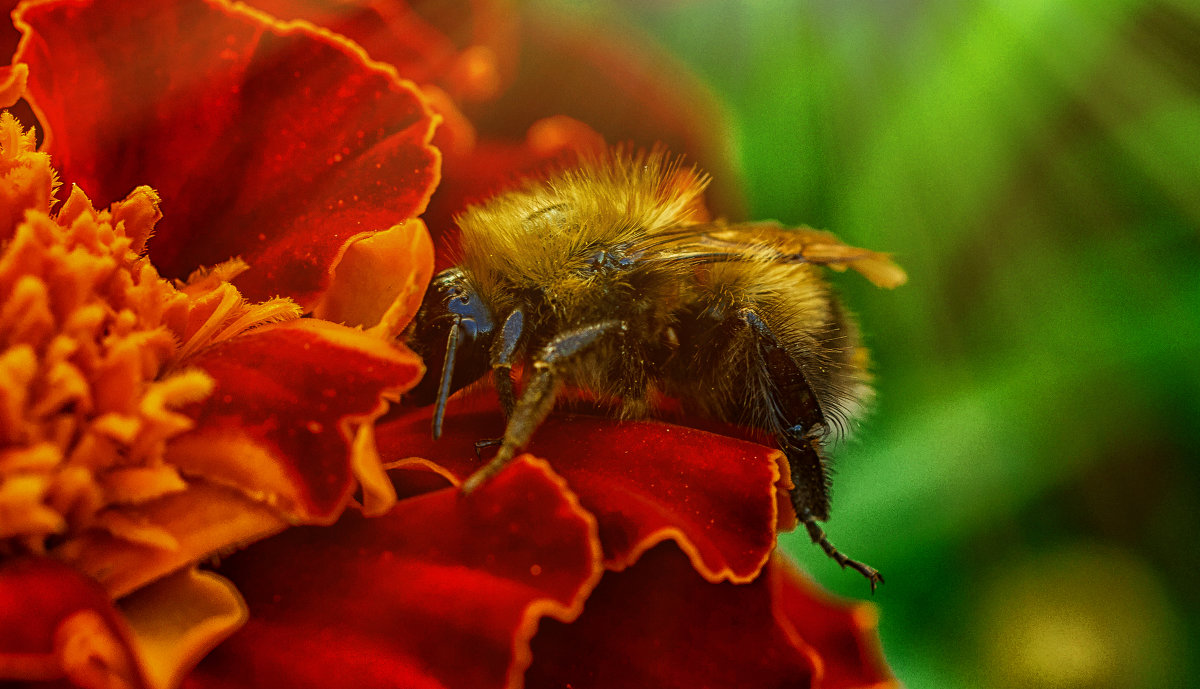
[0,1,895,688]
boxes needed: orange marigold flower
[1,2,898,688]
[0,107,426,687]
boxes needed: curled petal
[0,63,26,112]
[13,0,440,306]
[54,482,290,599]
[312,218,435,338]
[188,457,603,689]
[167,319,424,523]
[378,404,784,582]
[117,568,248,689]
[51,320,422,598]
[0,558,248,689]
[525,543,816,689]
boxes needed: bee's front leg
[490,307,526,419]
[461,320,625,494]
[472,307,527,460]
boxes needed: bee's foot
[473,437,502,461]
[803,518,884,595]
[842,559,885,594]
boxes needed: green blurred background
[539,1,1200,687]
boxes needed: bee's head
[404,267,496,434]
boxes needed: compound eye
[445,289,491,337]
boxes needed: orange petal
[54,482,289,599]
[0,110,54,243]
[312,218,435,338]
[118,567,247,689]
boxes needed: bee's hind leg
[738,308,884,592]
[786,433,884,593]
[461,320,625,494]
[803,518,885,592]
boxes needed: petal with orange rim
[54,481,289,600]
[525,543,817,689]
[243,0,520,103]
[773,554,898,689]
[12,0,440,307]
[185,456,603,689]
[378,403,783,583]
[53,318,422,601]
[0,558,250,689]
[167,319,423,524]
[0,62,24,108]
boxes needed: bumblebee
[405,150,905,589]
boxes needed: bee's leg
[789,434,884,592]
[473,438,503,460]
[473,307,526,459]
[739,308,884,592]
[461,320,624,494]
[490,307,526,420]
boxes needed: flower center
[0,112,300,555]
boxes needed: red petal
[1,1,18,61]
[0,556,147,688]
[243,0,519,103]
[13,0,439,306]
[774,557,897,689]
[525,543,816,689]
[184,457,602,689]
[0,0,23,108]
[378,402,784,582]
[168,320,423,522]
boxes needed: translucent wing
[642,221,908,289]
